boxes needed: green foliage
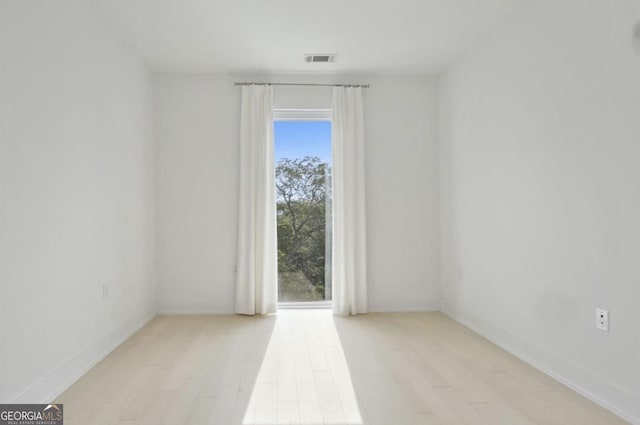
[276,156,330,302]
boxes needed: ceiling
[88,0,525,74]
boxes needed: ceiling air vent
[304,54,337,63]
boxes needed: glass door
[274,114,332,307]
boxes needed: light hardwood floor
[55,310,629,425]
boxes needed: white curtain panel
[235,85,278,315]
[332,87,368,315]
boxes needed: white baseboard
[12,312,156,404]
[368,306,441,313]
[442,303,639,425]
[369,299,442,313]
[156,301,235,315]
[156,308,235,315]
[157,302,443,315]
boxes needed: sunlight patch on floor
[243,309,362,425]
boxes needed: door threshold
[278,301,332,310]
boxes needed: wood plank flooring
[55,310,630,425]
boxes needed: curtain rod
[234,82,370,88]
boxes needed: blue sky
[274,121,331,163]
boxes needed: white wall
[154,75,239,313]
[0,1,155,403]
[438,0,640,422]
[154,73,440,313]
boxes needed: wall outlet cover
[596,308,609,332]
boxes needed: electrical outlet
[596,308,609,332]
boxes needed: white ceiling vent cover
[304,54,337,63]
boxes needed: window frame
[273,109,332,122]
[274,110,333,310]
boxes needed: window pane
[274,121,332,302]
